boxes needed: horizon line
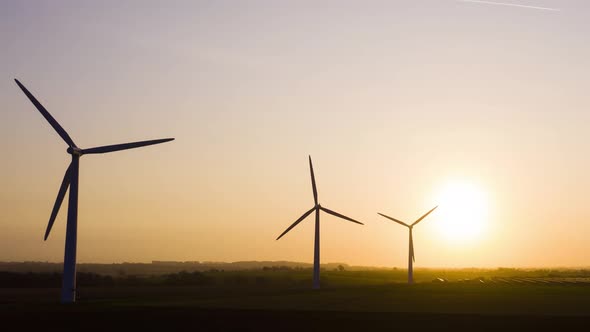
[2,260,590,270]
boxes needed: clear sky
[1,0,589,267]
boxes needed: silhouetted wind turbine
[276,156,363,289]
[14,79,174,303]
[378,206,438,284]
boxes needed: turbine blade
[82,138,174,154]
[320,206,363,225]
[309,156,318,205]
[14,79,76,148]
[377,213,409,227]
[44,163,72,240]
[276,207,315,240]
[410,230,415,262]
[411,205,438,226]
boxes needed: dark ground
[3,285,590,331]
[5,306,590,332]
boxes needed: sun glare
[435,181,489,242]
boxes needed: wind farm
[2,0,590,331]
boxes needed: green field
[2,269,590,331]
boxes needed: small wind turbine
[15,79,174,303]
[276,156,363,289]
[378,206,438,284]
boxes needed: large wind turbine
[378,206,438,284]
[276,156,363,289]
[14,79,174,303]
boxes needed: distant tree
[337,265,345,272]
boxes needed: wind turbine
[378,206,438,284]
[14,79,174,303]
[276,156,363,289]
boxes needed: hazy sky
[1,0,589,267]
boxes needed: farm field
[2,269,590,331]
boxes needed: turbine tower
[276,156,363,289]
[15,79,174,303]
[378,206,438,284]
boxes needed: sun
[434,180,489,242]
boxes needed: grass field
[2,269,590,331]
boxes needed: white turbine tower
[276,156,364,289]
[15,79,174,303]
[378,206,438,284]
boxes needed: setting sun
[435,181,489,242]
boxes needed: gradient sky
[1,0,589,267]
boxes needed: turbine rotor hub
[67,147,83,156]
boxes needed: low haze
[1,0,589,268]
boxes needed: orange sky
[1,0,589,267]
